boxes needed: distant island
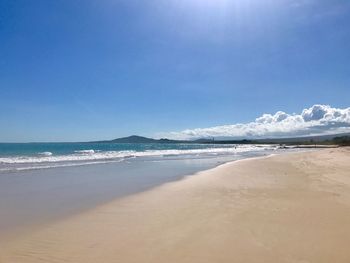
[91,135,187,144]
[89,133,350,146]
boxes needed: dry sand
[1,148,350,263]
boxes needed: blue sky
[1,0,350,142]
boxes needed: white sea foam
[0,145,272,166]
[0,145,283,173]
[0,151,133,164]
[74,150,95,154]
[0,160,124,172]
[38,152,53,156]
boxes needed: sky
[0,0,349,142]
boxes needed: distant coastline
[2,132,350,146]
[89,133,350,146]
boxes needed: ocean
[0,142,279,172]
[0,142,296,237]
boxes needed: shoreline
[0,149,292,241]
[1,148,350,262]
[0,152,277,242]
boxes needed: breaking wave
[74,150,96,154]
[0,145,277,172]
[38,152,53,156]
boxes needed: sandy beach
[1,148,350,263]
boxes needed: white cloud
[160,105,350,140]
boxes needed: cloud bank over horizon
[161,105,350,140]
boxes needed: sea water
[0,142,295,237]
[0,142,278,172]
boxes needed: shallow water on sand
[0,146,300,239]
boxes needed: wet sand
[0,155,241,239]
[1,148,350,263]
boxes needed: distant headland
[89,133,350,146]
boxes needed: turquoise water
[0,142,250,156]
[0,142,298,236]
[0,142,276,172]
